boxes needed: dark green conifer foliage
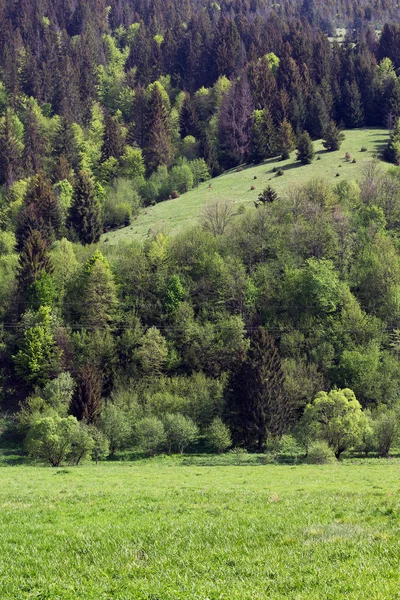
[71,364,103,424]
[343,80,364,127]
[297,131,315,164]
[101,113,126,161]
[23,105,45,176]
[322,120,345,151]
[69,170,102,245]
[278,119,296,160]
[255,186,279,207]
[179,94,199,139]
[16,172,62,249]
[228,327,290,451]
[0,109,22,187]
[17,230,54,311]
[143,84,173,174]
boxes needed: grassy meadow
[1,457,400,599]
[103,128,390,244]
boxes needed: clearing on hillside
[103,128,390,245]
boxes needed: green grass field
[1,458,400,599]
[103,128,390,245]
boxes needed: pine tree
[385,118,400,164]
[54,115,79,170]
[322,120,345,151]
[71,364,103,424]
[69,170,102,245]
[143,83,173,174]
[278,119,296,160]
[296,131,315,164]
[250,108,277,163]
[255,186,279,207]
[80,251,117,330]
[228,327,290,451]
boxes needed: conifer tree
[296,131,315,164]
[278,119,296,160]
[16,172,62,249]
[101,112,126,162]
[0,108,23,187]
[143,83,173,173]
[69,170,102,245]
[17,230,54,297]
[71,364,103,424]
[23,104,45,176]
[343,80,364,128]
[322,120,345,151]
[179,94,199,139]
[228,327,290,451]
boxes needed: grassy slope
[103,128,390,245]
[0,459,399,599]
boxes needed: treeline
[3,165,400,459]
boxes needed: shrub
[352,158,357,163]
[205,417,232,453]
[169,164,194,195]
[103,178,141,228]
[163,413,198,454]
[250,185,255,190]
[90,427,110,464]
[373,410,399,457]
[69,422,95,465]
[188,159,210,187]
[135,416,165,456]
[345,152,351,162]
[171,190,179,199]
[306,441,336,464]
[236,167,243,172]
[276,169,284,176]
[25,415,82,466]
[99,403,131,455]
[361,146,367,152]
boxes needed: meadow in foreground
[0,458,399,599]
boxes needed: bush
[171,190,179,199]
[188,159,210,187]
[25,415,82,466]
[90,427,110,464]
[169,164,194,195]
[361,146,367,152]
[163,413,198,454]
[306,441,336,464]
[69,422,95,465]
[205,417,232,453]
[135,417,165,456]
[373,410,399,457]
[103,178,141,228]
[276,169,284,177]
[99,403,131,455]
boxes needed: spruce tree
[23,104,45,176]
[343,80,364,128]
[296,131,315,164]
[143,83,173,174]
[71,364,103,424]
[179,94,199,139]
[69,170,102,245]
[228,327,290,451]
[322,120,345,151]
[101,112,126,162]
[278,119,296,160]
[255,186,279,207]
[0,109,23,187]
[16,172,62,249]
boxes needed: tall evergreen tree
[343,80,364,128]
[278,119,296,160]
[16,172,62,249]
[143,83,173,174]
[297,131,315,164]
[69,170,102,245]
[0,109,23,187]
[322,120,345,151]
[101,112,126,162]
[71,364,103,424]
[219,74,254,166]
[179,94,199,139]
[23,104,45,176]
[228,328,290,451]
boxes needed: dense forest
[2,0,400,461]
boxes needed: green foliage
[322,121,345,151]
[14,306,61,386]
[303,389,364,458]
[205,417,232,453]
[372,409,400,457]
[25,415,82,466]
[90,427,110,463]
[306,441,336,464]
[135,416,166,456]
[163,413,198,454]
[69,170,102,245]
[297,132,315,164]
[99,403,131,455]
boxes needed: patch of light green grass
[102,128,390,245]
[0,459,399,599]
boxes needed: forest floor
[0,457,399,599]
[102,128,390,245]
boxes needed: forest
[2,0,400,463]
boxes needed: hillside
[103,128,390,244]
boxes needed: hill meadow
[1,0,400,597]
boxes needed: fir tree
[69,170,102,245]
[255,186,279,207]
[0,109,23,187]
[343,80,364,128]
[23,104,45,176]
[179,94,199,139]
[228,327,290,451]
[17,230,54,295]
